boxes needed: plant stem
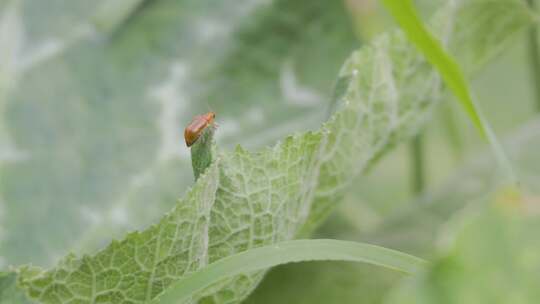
[190,127,216,180]
[442,103,464,161]
[527,0,540,112]
[410,134,425,195]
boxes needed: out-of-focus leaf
[199,0,359,145]
[365,117,540,257]
[0,272,32,304]
[246,262,400,304]
[248,117,540,304]
[385,192,540,304]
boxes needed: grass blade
[153,239,427,304]
[526,0,540,111]
[380,0,516,182]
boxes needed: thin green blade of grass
[152,239,428,304]
[526,0,540,111]
[380,0,516,182]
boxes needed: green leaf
[0,0,357,268]
[154,239,427,304]
[17,163,219,303]
[12,0,535,303]
[197,131,325,302]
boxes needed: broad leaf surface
[18,163,219,303]
[0,0,357,268]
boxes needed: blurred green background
[0,0,539,303]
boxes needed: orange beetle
[184,112,216,147]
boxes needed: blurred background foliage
[0,0,538,303]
